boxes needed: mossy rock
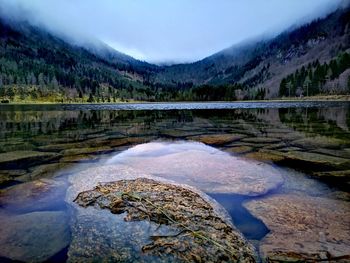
[71,178,257,262]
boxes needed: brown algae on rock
[73,178,257,262]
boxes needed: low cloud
[0,0,343,63]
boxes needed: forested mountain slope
[154,4,350,99]
[0,19,159,102]
[0,3,350,102]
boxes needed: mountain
[0,18,160,102]
[153,3,350,99]
[0,3,350,102]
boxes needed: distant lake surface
[1,101,350,262]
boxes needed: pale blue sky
[0,0,343,63]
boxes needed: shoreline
[1,95,350,105]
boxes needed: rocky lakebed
[0,103,350,262]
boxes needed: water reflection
[0,102,350,261]
[107,141,284,196]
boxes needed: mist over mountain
[0,0,343,63]
[154,2,350,98]
[0,0,350,102]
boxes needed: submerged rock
[246,149,350,171]
[244,194,350,262]
[59,154,100,163]
[28,162,74,179]
[188,134,246,145]
[292,136,349,150]
[244,150,286,163]
[241,137,281,144]
[66,164,232,226]
[0,211,70,262]
[61,146,113,156]
[312,170,350,181]
[71,178,257,262]
[106,142,284,196]
[0,150,60,168]
[0,169,28,185]
[0,178,67,212]
[225,145,254,155]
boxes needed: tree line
[279,52,350,97]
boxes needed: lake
[0,101,349,262]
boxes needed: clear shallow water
[0,102,350,261]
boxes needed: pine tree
[87,93,94,103]
[303,76,311,97]
[279,78,287,97]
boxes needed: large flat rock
[244,194,350,262]
[106,142,284,196]
[0,211,70,262]
[68,176,257,262]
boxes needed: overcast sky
[0,0,343,63]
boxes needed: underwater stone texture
[0,211,70,262]
[244,194,350,262]
[71,178,257,262]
